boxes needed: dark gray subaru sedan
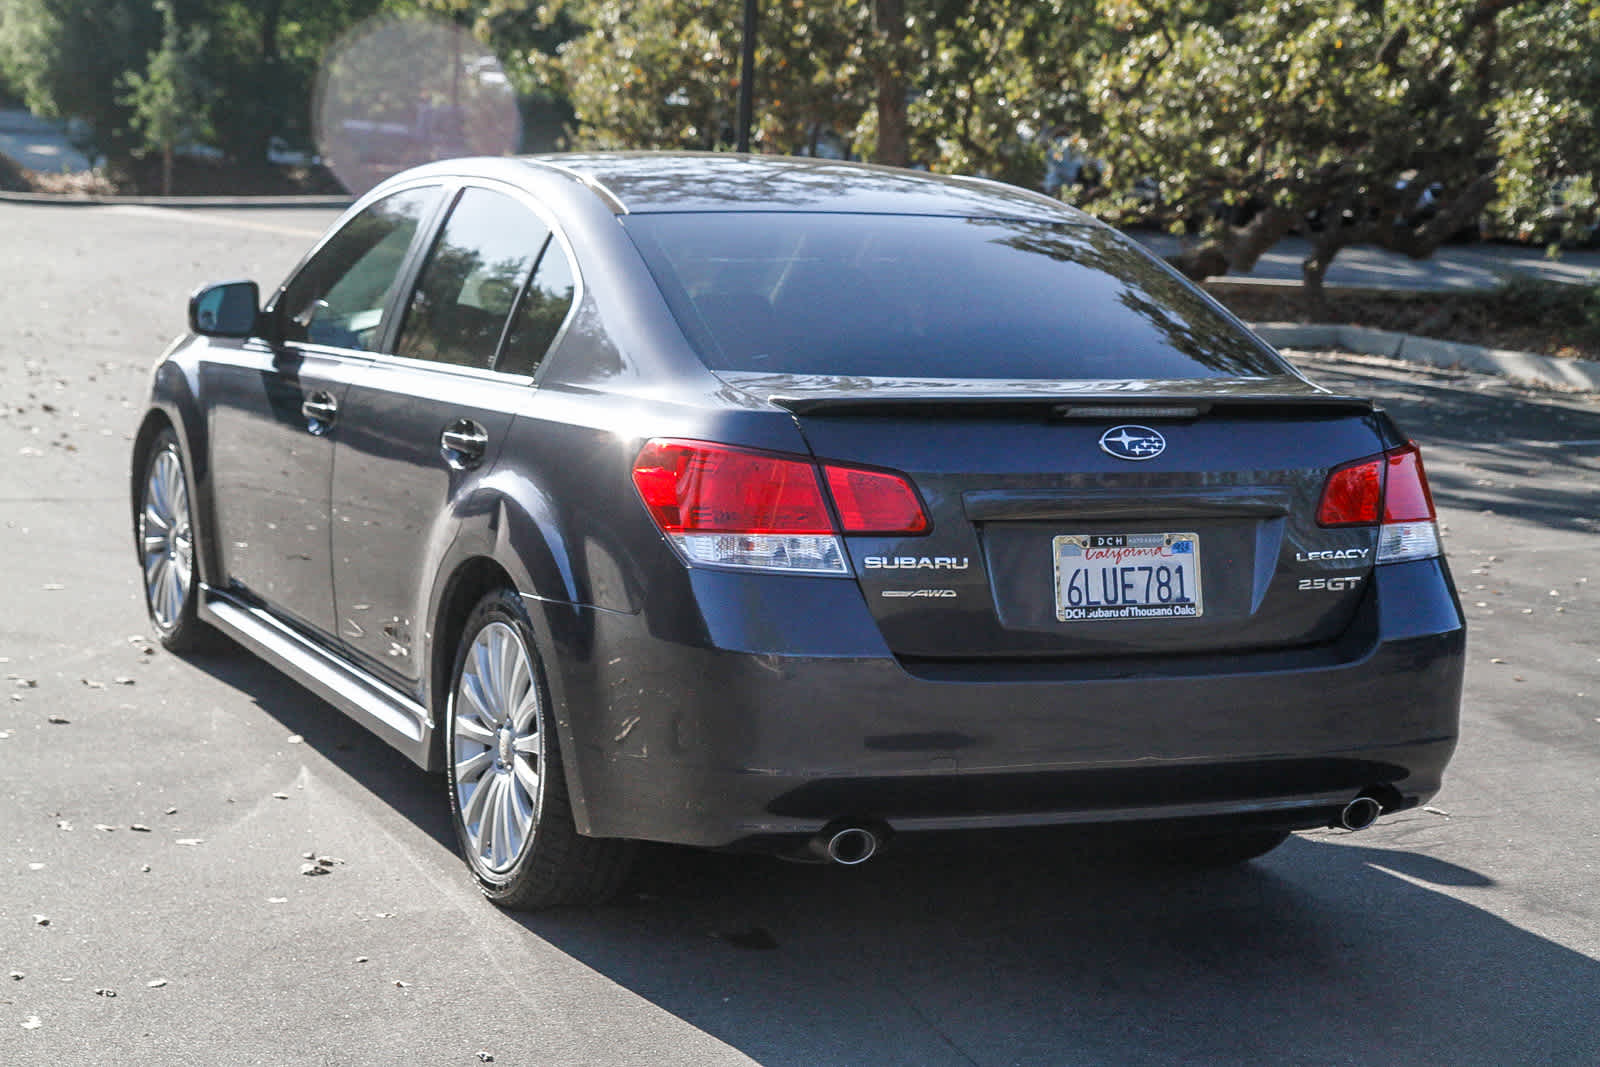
[131,154,1464,909]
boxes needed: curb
[1250,322,1600,393]
[0,189,352,209]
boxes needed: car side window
[279,187,438,351]
[394,187,552,371]
[497,234,577,377]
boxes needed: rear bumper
[541,558,1464,848]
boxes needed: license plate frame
[1053,532,1203,622]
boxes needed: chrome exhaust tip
[824,826,879,865]
[806,820,887,865]
[1337,795,1383,831]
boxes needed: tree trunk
[1301,234,1347,319]
[161,144,173,197]
[872,0,909,167]
[1168,206,1298,282]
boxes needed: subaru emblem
[1099,424,1166,461]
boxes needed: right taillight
[631,439,930,574]
[1317,442,1440,563]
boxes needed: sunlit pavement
[0,108,94,174]
[1135,229,1600,290]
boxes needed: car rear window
[622,213,1287,380]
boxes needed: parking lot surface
[2,203,1597,1066]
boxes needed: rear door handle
[441,418,489,468]
[301,391,338,435]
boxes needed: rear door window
[497,237,577,377]
[622,213,1288,381]
[395,187,552,371]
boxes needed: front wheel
[138,428,213,652]
[445,590,634,910]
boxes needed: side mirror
[189,281,260,338]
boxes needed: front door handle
[441,418,489,468]
[301,391,338,435]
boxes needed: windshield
[622,213,1288,381]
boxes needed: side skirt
[198,584,437,771]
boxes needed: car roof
[512,152,1085,221]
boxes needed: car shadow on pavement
[181,645,456,852]
[183,646,1596,1064]
[518,829,1597,1066]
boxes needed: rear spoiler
[763,394,1376,418]
[721,372,1376,418]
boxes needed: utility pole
[736,0,758,152]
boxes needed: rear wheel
[445,590,634,910]
[1161,829,1291,867]
[138,429,211,652]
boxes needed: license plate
[1053,532,1203,622]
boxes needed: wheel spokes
[142,448,192,629]
[452,619,546,874]
[453,748,493,784]
[453,715,496,747]
[511,752,540,800]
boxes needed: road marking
[106,204,329,238]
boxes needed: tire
[445,590,635,910]
[137,428,214,653]
[1160,829,1291,867]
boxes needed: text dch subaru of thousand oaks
[132,154,1464,909]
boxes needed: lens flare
[313,15,521,195]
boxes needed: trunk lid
[728,373,1388,661]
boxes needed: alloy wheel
[451,620,544,873]
[141,447,194,630]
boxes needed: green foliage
[908,0,1102,186]
[538,0,1103,169]
[0,0,163,162]
[120,0,209,162]
[1084,0,1600,292]
[533,0,867,153]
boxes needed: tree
[536,1,1105,172]
[907,0,1102,186]
[0,0,163,165]
[120,0,208,193]
[1084,0,1600,306]
[535,1,867,155]
[540,0,979,164]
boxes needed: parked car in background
[133,154,1464,909]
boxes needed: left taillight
[631,439,928,573]
[1316,442,1441,564]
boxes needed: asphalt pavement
[2,202,1598,1066]
[0,108,95,174]
[1133,231,1600,290]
